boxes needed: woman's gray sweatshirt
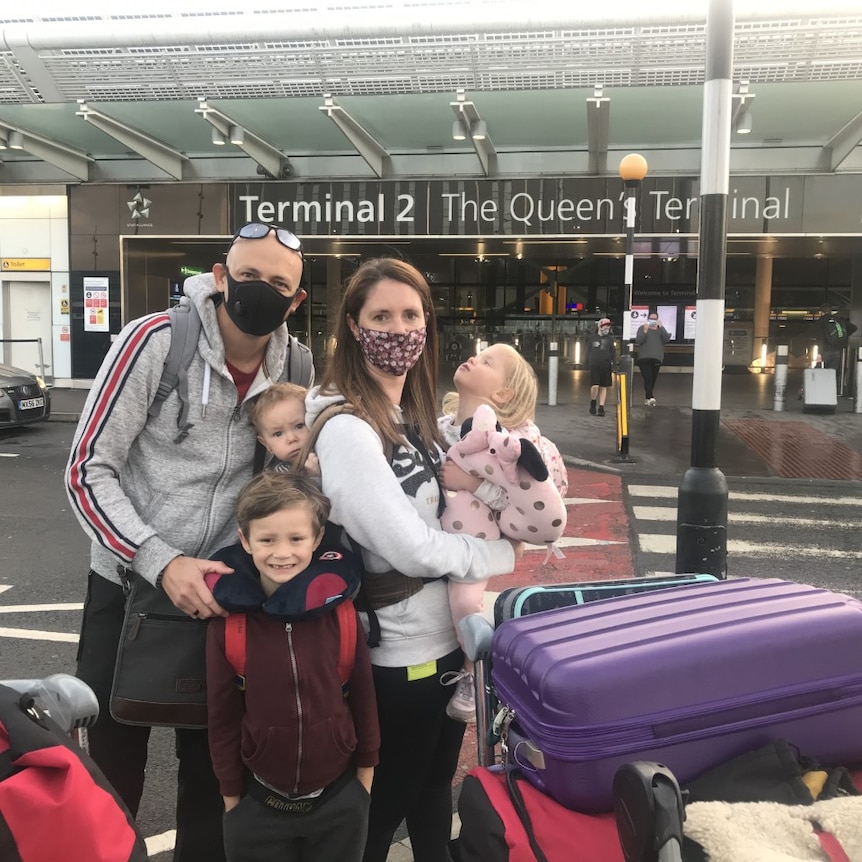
[306,386,515,668]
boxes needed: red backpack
[0,683,148,862]
[223,600,357,692]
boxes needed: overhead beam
[76,100,187,179]
[0,121,91,181]
[195,99,289,179]
[818,109,862,172]
[450,89,497,177]
[586,87,610,174]
[319,94,390,178]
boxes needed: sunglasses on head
[232,223,303,258]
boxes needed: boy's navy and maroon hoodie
[205,540,379,799]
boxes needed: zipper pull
[284,622,292,633]
[128,613,145,641]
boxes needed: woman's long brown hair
[318,257,442,451]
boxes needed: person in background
[635,311,671,407]
[64,222,308,862]
[205,471,378,862]
[305,258,522,862]
[585,318,616,416]
[437,343,568,722]
[817,303,857,380]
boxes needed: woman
[306,258,520,862]
[635,311,671,406]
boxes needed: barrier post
[773,344,788,411]
[856,347,862,414]
[548,341,559,407]
[615,351,634,462]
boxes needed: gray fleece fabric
[65,273,307,586]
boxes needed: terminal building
[0,3,861,386]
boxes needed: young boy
[585,318,616,416]
[249,382,318,474]
[205,471,379,862]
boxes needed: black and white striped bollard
[676,0,733,579]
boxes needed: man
[65,223,309,861]
[817,303,857,379]
[585,317,615,416]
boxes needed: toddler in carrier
[249,381,318,476]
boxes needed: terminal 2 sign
[231,174,861,238]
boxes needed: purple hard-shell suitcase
[491,578,862,813]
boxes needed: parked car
[0,363,51,428]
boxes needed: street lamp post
[619,153,648,315]
[616,154,648,460]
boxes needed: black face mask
[223,270,296,337]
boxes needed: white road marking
[0,453,19,458]
[0,603,84,613]
[628,485,862,506]
[0,626,78,642]
[526,536,626,551]
[638,534,862,559]
[564,497,615,505]
[146,830,176,856]
[632,506,860,529]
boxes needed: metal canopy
[0,5,861,185]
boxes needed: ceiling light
[211,127,226,146]
[229,125,245,146]
[452,119,467,141]
[7,130,24,150]
[736,105,752,134]
[471,119,488,141]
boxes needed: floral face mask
[356,326,427,376]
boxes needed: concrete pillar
[753,255,773,369]
[325,257,343,363]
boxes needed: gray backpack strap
[285,335,313,387]
[147,302,202,444]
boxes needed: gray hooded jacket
[65,273,311,586]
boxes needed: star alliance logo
[127,192,152,220]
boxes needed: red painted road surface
[455,466,633,783]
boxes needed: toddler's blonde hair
[442,344,537,429]
[249,382,309,432]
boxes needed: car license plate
[18,397,44,410]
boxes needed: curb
[562,454,623,474]
[49,413,81,423]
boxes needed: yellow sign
[60,298,70,315]
[1,258,51,272]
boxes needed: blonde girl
[438,343,568,722]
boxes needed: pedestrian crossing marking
[628,485,862,507]
[563,497,616,505]
[632,506,859,529]
[639,534,862,560]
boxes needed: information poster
[624,306,650,340]
[83,277,110,332]
[656,305,679,341]
[684,306,697,340]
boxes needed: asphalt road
[1,418,860,859]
